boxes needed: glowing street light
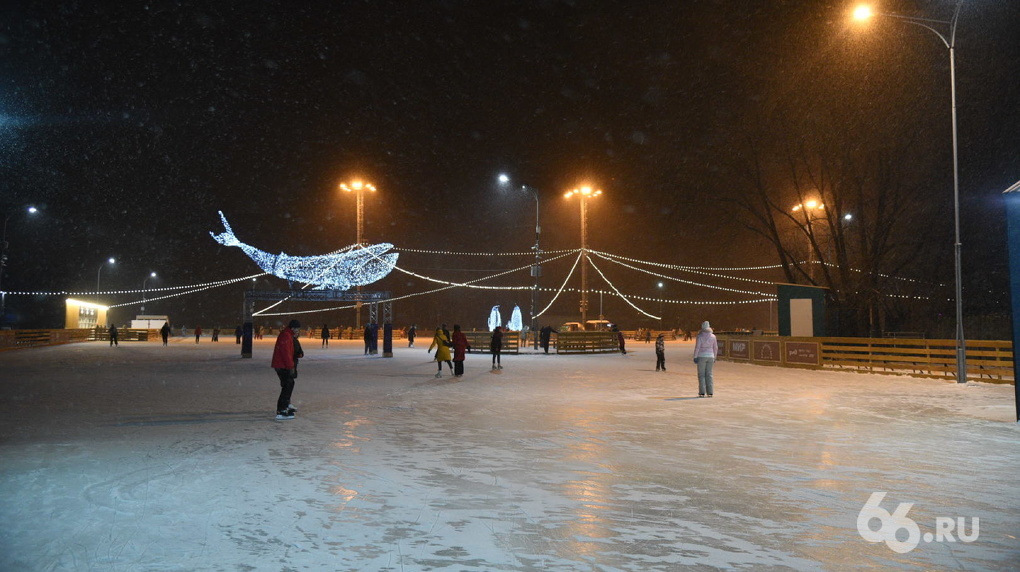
[141,272,157,312]
[339,179,377,329]
[565,185,602,326]
[852,1,967,383]
[498,173,542,348]
[1,205,40,326]
[657,281,664,330]
[97,257,115,293]
[792,200,825,282]
[339,180,377,247]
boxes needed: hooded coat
[693,323,718,359]
[429,329,453,362]
[452,329,470,361]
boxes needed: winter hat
[701,321,711,330]
[288,319,301,329]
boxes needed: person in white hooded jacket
[693,321,718,397]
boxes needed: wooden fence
[716,335,1014,383]
[0,328,158,350]
[462,331,521,354]
[556,331,621,354]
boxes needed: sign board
[753,340,781,363]
[730,339,750,360]
[785,341,820,366]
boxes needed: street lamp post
[97,257,115,293]
[498,174,542,349]
[0,206,39,326]
[657,281,664,330]
[339,180,377,330]
[141,272,157,312]
[792,199,825,283]
[853,2,967,383]
[565,186,602,327]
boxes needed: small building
[65,298,109,329]
[132,315,169,329]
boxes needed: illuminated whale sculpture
[210,211,397,290]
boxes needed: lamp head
[853,5,874,21]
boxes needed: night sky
[2,1,1018,334]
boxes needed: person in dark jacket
[490,326,504,370]
[321,323,330,348]
[451,324,470,376]
[108,324,119,347]
[407,324,416,348]
[655,333,666,371]
[614,325,626,355]
[363,324,372,354]
[539,325,555,354]
[272,319,304,420]
[194,325,202,344]
[160,322,171,346]
[235,325,243,344]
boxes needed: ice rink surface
[1,337,1017,571]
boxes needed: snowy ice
[0,337,1017,570]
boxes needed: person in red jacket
[451,324,471,377]
[272,319,304,420]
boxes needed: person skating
[407,324,416,348]
[613,325,626,355]
[539,325,555,354]
[428,325,454,378]
[655,332,666,371]
[108,324,118,347]
[490,326,503,370]
[451,324,470,376]
[321,323,330,348]
[272,319,304,420]
[693,321,718,397]
[160,322,171,346]
[194,325,202,344]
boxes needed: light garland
[210,211,397,290]
[586,254,659,319]
[535,251,583,318]
[395,247,576,257]
[592,251,776,297]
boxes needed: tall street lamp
[853,2,967,383]
[498,174,542,349]
[141,271,157,312]
[792,199,825,283]
[97,257,116,293]
[657,281,664,330]
[339,179,377,330]
[0,206,39,326]
[565,185,602,327]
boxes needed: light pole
[339,179,377,330]
[0,206,39,326]
[97,257,115,293]
[792,199,825,283]
[853,2,967,383]
[498,174,542,348]
[565,185,602,327]
[141,272,156,312]
[657,281,664,330]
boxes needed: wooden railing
[715,335,1014,383]
[556,331,621,354]
[0,328,157,349]
[462,331,521,354]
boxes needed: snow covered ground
[1,337,1017,571]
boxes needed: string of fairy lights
[2,244,938,320]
